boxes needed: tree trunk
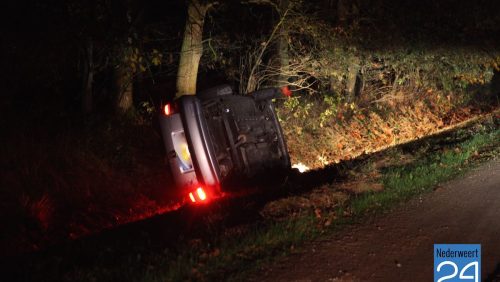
[346,56,361,103]
[114,0,142,114]
[176,0,210,98]
[337,0,360,25]
[114,57,134,114]
[277,0,290,87]
[337,0,348,25]
[81,39,94,115]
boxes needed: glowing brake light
[196,187,207,201]
[188,187,207,204]
[189,192,196,203]
[164,104,172,116]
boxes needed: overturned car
[159,85,292,203]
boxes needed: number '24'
[436,261,479,282]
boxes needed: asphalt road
[257,159,500,282]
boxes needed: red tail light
[196,187,207,201]
[189,192,196,203]
[281,86,292,97]
[164,104,172,116]
[188,187,208,204]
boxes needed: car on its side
[159,84,291,203]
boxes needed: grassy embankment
[6,113,498,282]
[141,114,499,281]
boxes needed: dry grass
[260,184,349,220]
[281,88,497,169]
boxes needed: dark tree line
[3,0,499,121]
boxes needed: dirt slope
[255,159,500,282]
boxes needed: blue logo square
[434,244,481,282]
